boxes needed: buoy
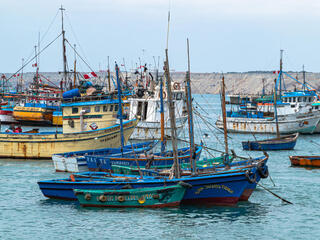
[84,193,91,201]
[99,195,107,202]
[173,82,180,90]
[118,195,125,202]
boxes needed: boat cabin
[62,98,120,133]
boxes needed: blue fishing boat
[242,133,298,151]
[85,145,202,171]
[52,141,157,172]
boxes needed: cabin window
[103,105,108,112]
[109,105,113,112]
[315,106,319,110]
[303,97,306,102]
[293,97,296,102]
[143,102,148,120]
[283,97,287,102]
[72,107,78,114]
[298,97,302,102]
[94,106,100,112]
[83,107,91,113]
[114,105,119,112]
[288,98,292,103]
[176,92,182,100]
[309,97,312,102]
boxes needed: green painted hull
[74,185,186,208]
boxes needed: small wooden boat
[52,141,156,172]
[242,133,298,151]
[289,156,320,167]
[74,184,188,208]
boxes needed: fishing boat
[74,184,188,208]
[0,92,138,159]
[289,156,320,167]
[216,52,320,134]
[242,78,299,151]
[128,83,188,140]
[52,141,156,172]
[85,145,203,171]
[242,133,298,151]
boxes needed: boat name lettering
[195,184,234,194]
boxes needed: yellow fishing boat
[13,106,54,125]
[0,96,138,159]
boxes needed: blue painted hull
[242,141,296,150]
[85,145,202,171]
[37,168,257,206]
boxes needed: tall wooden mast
[60,5,67,90]
[185,38,196,174]
[107,56,111,92]
[279,49,283,96]
[73,44,76,88]
[221,75,230,167]
[164,49,180,179]
[115,64,125,154]
[274,78,280,138]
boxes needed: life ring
[68,119,74,128]
[84,193,91,201]
[118,195,125,202]
[70,174,75,182]
[258,164,269,179]
[158,91,167,99]
[245,170,256,184]
[99,195,107,202]
[173,82,180,90]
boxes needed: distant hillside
[2,71,319,95]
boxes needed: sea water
[1,94,319,240]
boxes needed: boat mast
[115,63,125,153]
[164,49,180,179]
[185,38,196,174]
[164,11,180,179]
[159,74,166,154]
[60,5,67,90]
[273,78,280,138]
[73,44,76,88]
[302,65,306,91]
[221,74,230,167]
[107,56,111,92]
[279,49,283,96]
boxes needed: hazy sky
[1,0,320,73]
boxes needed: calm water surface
[1,94,319,240]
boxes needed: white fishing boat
[129,82,188,140]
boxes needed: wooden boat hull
[74,185,186,208]
[216,114,320,134]
[38,167,259,206]
[289,156,320,167]
[13,106,54,125]
[0,108,18,124]
[242,133,298,151]
[52,141,156,172]
[0,119,137,159]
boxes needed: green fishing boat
[74,184,188,208]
